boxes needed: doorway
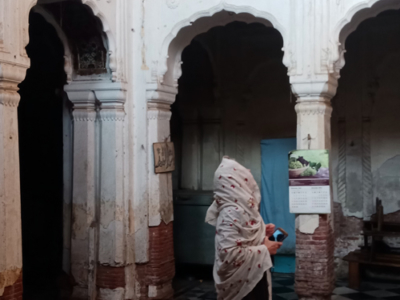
[18,11,67,299]
[170,21,296,288]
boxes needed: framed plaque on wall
[153,142,175,173]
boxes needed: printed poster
[288,149,331,214]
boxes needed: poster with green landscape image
[288,150,330,214]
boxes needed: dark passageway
[18,12,66,300]
[17,3,109,299]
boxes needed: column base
[0,273,22,300]
[136,222,175,300]
[295,215,335,299]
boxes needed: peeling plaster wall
[331,9,400,277]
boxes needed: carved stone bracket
[146,83,178,106]
[0,63,28,107]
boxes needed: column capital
[295,99,332,117]
[65,90,96,108]
[65,81,127,121]
[0,62,28,107]
[65,81,127,106]
[146,83,178,106]
[290,74,338,102]
[0,89,21,108]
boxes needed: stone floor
[173,273,400,300]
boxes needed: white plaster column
[95,83,128,300]
[0,64,25,297]
[65,85,97,300]
[294,93,333,228]
[140,84,177,300]
[294,94,334,151]
[66,81,128,299]
[291,77,337,300]
[146,84,177,227]
[96,83,126,267]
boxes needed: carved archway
[143,13,290,298]
[29,5,73,80]
[81,0,117,80]
[331,0,400,75]
[24,0,115,81]
[158,5,288,88]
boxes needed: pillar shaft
[292,79,336,300]
[66,88,97,299]
[0,71,23,299]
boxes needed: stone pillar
[65,86,97,300]
[0,64,24,300]
[137,84,176,300]
[291,79,336,300]
[95,83,127,300]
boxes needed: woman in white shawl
[205,157,282,300]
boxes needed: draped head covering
[206,157,272,300]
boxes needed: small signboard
[288,149,331,214]
[153,142,175,173]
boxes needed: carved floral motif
[166,0,180,9]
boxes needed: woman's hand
[264,237,282,255]
[265,223,275,237]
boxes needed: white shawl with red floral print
[205,157,272,300]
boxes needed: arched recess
[331,0,400,75]
[158,7,288,88]
[18,9,69,298]
[144,16,292,296]
[145,6,289,229]
[81,0,117,80]
[25,0,115,81]
[18,1,117,298]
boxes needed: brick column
[0,64,25,300]
[295,216,335,299]
[291,78,336,300]
[136,223,175,300]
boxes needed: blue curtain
[260,139,296,257]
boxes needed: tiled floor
[174,274,400,300]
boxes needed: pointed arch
[157,4,287,87]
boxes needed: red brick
[295,215,335,298]
[96,265,125,289]
[0,273,23,300]
[136,222,175,300]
